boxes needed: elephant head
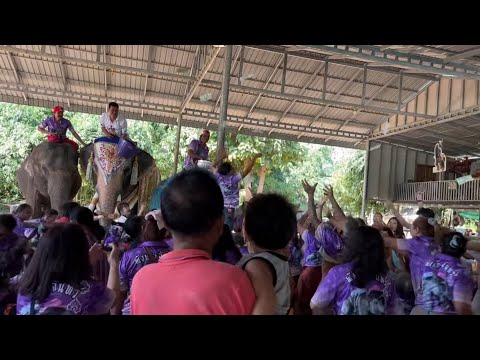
[80,142,159,226]
[17,141,82,218]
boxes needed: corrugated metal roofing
[1,45,480,150]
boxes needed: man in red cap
[184,129,210,170]
[37,106,86,151]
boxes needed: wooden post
[257,165,267,194]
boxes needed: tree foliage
[0,102,372,216]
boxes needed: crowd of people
[1,105,480,315]
[2,164,479,315]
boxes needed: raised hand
[302,179,317,197]
[323,185,334,198]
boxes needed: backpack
[341,273,387,315]
[419,262,453,312]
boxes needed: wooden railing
[396,179,480,203]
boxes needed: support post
[216,45,232,160]
[173,114,182,175]
[361,140,371,220]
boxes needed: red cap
[53,106,64,114]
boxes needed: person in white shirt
[95,102,130,143]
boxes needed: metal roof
[1,45,480,149]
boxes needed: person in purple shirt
[213,151,262,230]
[311,226,396,315]
[212,224,242,265]
[383,216,440,296]
[1,214,29,315]
[37,106,87,152]
[412,231,474,315]
[17,224,118,315]
[113,213,172,315]
[12,204,34,238]
[184,129,210,170]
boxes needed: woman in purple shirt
[413,231,474,315]
[383,216,440,296]
[311,226,396,315]
[184,129,210,170]
[17,224,118,315]
[113,214,172,315]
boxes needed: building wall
[366,141,435,200]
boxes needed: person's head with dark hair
[18,224,92,301]
[411,216,435,238]
[387,217,404,238]
[108,102,119,110]
[416,207,435,219]
[60,202,80,218]
[43,209,59,223]
[124,216,145,240]
[143,215,167,243]
[373,212,383,223]
[343,216,366,238]
[70,207,105,242]
[441,232,468,258]
[212,224,242,265]
[218,162,233,176]
[160,169,224,252]
[0,214,17,236]
[117,202,130,217]
[342,226,387,288]
[243,193,296,251]
[14,204,33,221]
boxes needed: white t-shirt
[100,112,128,137]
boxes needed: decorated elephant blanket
[94,141,127,185]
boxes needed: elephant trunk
[96,173,124,227]
[48,171,75,214]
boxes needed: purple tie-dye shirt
[311,262,396,315]
[13,216,26,237]
[39,116,74,139]
[397,235,440,294]
[184,139,209,170]
[216,173,242,209]
[119,240,173,315]
[302,230,322,267]
[17,280,114,315]
[416,253,474,314]
[315,222,344,259]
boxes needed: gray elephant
[16,141,82,218]
[79,142,160,225]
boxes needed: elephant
[16,141,82,218]
[79,141,160,226]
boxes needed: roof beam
[0,46,435,119]
[369,105,480,140]
[245,54,283,118]
[0,93,362,149]
[277,61,326,123]
[0,77,376,130]
[55,46,70,107]
[246,45,438,81]
[444,47,480,63]
[6,52,27,102]
[2,46,425,97]
[304,45,480,80]
[179,46,221,114]
[0,81,368,141]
